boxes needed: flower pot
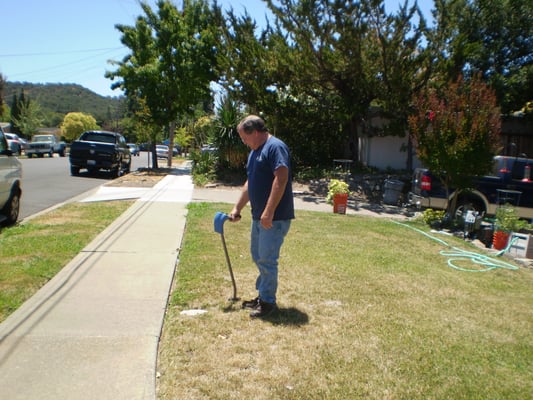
[333,193,348,214]
[492,230,510,250]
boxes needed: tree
[264,0,382,164]
[11,101,44,137]
[60,112,100,142]
[408,74,501,213]
[430,0,533,113]
[10,90,30,135]
[0,73,5,112]
[107,0,220,167]
[220,1,430,169]
[371,1,433,170]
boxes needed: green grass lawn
[1,199,531,399]
[157,202,533,400]
[0,201,132,322]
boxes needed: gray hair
[237,115,268,135]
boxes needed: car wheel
[28,153,33,158]
[70,165,80,176]
[454,198,485,220]
[2,188,21,226]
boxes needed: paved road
[19,152,152,219]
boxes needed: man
[230,115,294,318]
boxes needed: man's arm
[261,166,289,229]
[230,180,249,222]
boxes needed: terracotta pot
[492,230,510,250]
[333,193,349,214]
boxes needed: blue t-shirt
[247,136,295,221]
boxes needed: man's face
[238,128,259,150]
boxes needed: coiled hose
[393,221,519,272]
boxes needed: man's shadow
[223,303,309,326]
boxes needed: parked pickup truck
[26,134,67,158]
[69,130,131,177]
[408,156,533,220]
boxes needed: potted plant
[493,204,528,250]
[326,179,350,214]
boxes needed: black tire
[70,165,80,176]
[59,149,66,157]
[2,188,21,226]
[27,153,33,158]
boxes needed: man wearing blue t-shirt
[230,115,295,318]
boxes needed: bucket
[333,193,348,214]
[492,230,510,250]
[383,179,404,205]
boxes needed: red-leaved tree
[408,74,501,214]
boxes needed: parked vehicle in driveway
[408,155,533,220]
[127,143,140,156]
[26,134,66,158]
[0,127,22,225]
[5,133,23,155]
[156,145,170,159]
[69,130,131,177]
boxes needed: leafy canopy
[409,74,501,195]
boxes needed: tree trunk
[167,121,176,167]
[151,142,158,169]
[349,117,359,164]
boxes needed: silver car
[156,145,170,159]
[0,127,22,225]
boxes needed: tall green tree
[408,74,501,213]
[107,0,220,167]
[10,91,30,135]
[431,0,533,113]
[11,101,44,138]
[372,1,433,169]
[220,1,430,168]
[0,74,5,113]
[264,0,381,163]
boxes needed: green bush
[422,208,446,226]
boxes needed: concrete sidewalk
[0,168,194,400]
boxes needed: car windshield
[33,135,52,142]
[83,133,116,143]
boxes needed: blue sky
[1,0,433,98]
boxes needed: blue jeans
[250,219,291,304]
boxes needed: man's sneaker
[250,300,278,318]
[241,297,260,309]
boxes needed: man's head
[237,115,269,150]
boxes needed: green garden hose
[393,221,519,272]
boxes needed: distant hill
[3,82,124,125]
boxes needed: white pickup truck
[26,134,67,158]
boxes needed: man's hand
[260,212,273,229]
[229,212,241,222]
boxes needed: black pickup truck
[408,156,533,220]
[69,130,131,177]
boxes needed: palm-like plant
[213,95,247,169]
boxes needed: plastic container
[333,193,348,214]
[383,179,404,205]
